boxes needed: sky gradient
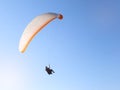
[0,0,120,90]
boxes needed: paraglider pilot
[45,65,55,75]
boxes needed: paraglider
[18,12,63,75]
[45,65,55,75]
[19,12,63,53]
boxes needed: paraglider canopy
[19,12,63,53]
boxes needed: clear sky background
[0,0,120,90]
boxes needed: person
[45,65,55,75]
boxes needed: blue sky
[0,0,120,90]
